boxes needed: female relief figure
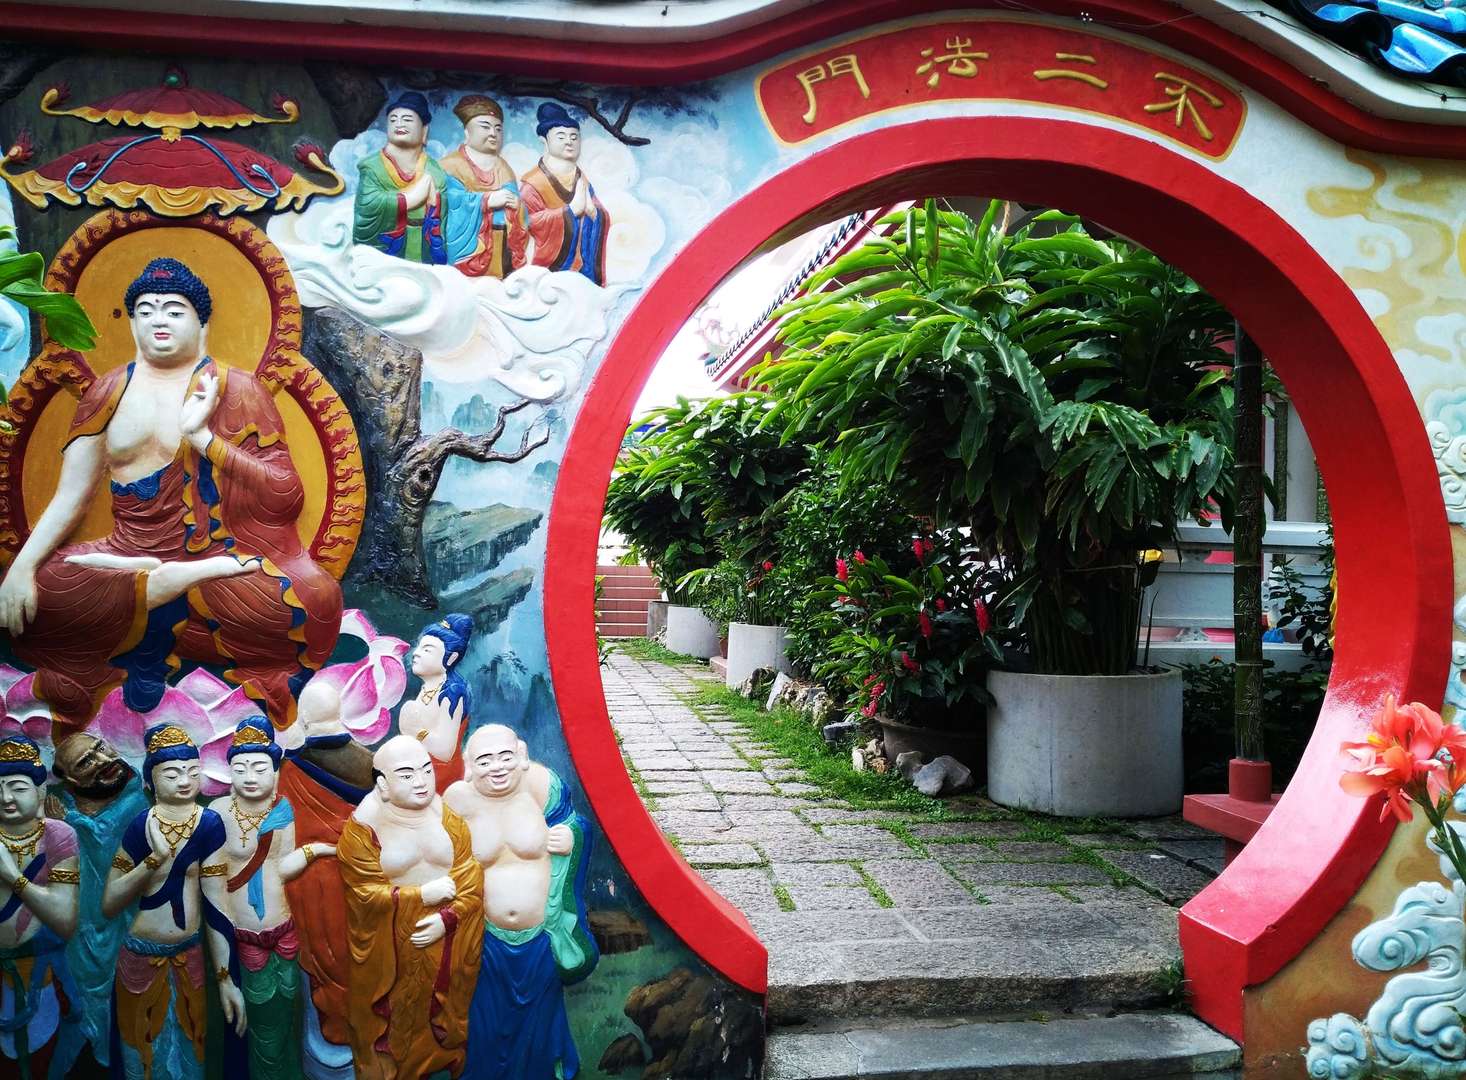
[398,614,474,795]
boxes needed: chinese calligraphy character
[916,37,990,88]
[1032,52,1110,90]
[795,53,871,124]
[1143,72,1224,141]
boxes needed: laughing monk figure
[336,735,483,1080]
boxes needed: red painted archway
[544,116,1453,1039]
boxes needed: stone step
[765,1011,1240,1079]
[599,596,657,612]
[761,901,1180,1025]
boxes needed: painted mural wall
[0,9,1459,1079]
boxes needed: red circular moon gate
[544,117,1453,1040]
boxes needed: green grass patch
[852,862,895,908]
[772,882,796,912]
[685,685,947,815]
[612,637,705,666]
[623,758,658,812]
[878,822,928,855]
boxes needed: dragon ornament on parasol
[0,67,343,217]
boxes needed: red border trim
[545,117,1452,1030]
[6,1,1466,160]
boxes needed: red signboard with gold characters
[756,17,1245,158]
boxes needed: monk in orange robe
[336,736,483,1080]
[0,258,342,735]
[520,102,609,285]
[276,679,374,1061]
[440,95,529,279]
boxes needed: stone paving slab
[655,792,722,812]
[606,649,1205,1025]
[681,842,765,868]
[1098,850,1216,903]
[951,861,1117,888]
[907,819,1027,839]
[765,1012,1241,1079]
[747,908,920,946]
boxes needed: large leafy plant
[756,201,1235,675]
[605,393,812,600]
[0,228,96,431]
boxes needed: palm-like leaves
[756,200,1236,674]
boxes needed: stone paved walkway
[602,646,1225,1022]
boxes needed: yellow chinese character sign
[756,18,1244,158]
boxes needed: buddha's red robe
[13,358,342,736]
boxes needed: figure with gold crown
[0,735,83,1079]
[0,257,343,737]
[210,717,334,1080]
[102,723,246,1080]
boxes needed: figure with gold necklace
[102,723,246,1080]
[0,735,83,1079]
[398,613,475,795]
[209,717,334,1080]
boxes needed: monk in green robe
[353,92,452,264]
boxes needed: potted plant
[607,394,811,659]
[680,557,800,687]
[757,201,1236,815]
[811,534,1003,772]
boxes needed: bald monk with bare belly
[445,724,598,1080]
[336,736,482,1080]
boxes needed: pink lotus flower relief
[86,610,406,796]
[304,608,409,747]
[0,665,55,762]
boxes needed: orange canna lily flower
[1340,695,1466,822]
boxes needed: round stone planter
[724,622,792,688]
[665,604,721,659]
[646,599,669,639]
[879,716,985,776]
[987,668,1183,817]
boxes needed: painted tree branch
[302,307,551,607]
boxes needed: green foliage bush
[756,201,1237,675]
[1181,658,1328,792]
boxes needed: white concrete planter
[665,605,721,659]
[646,599,669,639]
[987,668,1183,818]
[724,622,792,688]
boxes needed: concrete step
[765,1012,1240,1079]
[600,585,663,600]
[597,565,656,579]
[597,618,648,632]
[601,629,648,638]
[599,597,656,612]
[761,900,1181,1025]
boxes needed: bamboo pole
[1233,326,1266,762]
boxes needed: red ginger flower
[835,557,849,583]
[974,599,991,635]
[900,651,919,673]
[918,612,933,639]
[1340,695,1466,823]
[853,550,867,565]
[935,598,947,612]
[763,560,774,571]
